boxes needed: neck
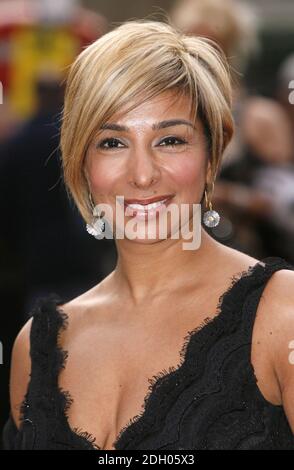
[113,227,222,306]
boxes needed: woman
[3,19,294,450]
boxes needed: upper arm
[9,317,33,429]
[262,269,294,433]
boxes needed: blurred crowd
[170,0,294,263]
[0,0,294,431]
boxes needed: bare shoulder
[61,272,115,312]
[255,267,294,432]
[58,272,117,336]
[220,245,294,363]
[258,266,294,306]
[10,275,116,430]
[255,268,294,376]
[217,246,294,418]
[10,317,33,429]
[214,243,260,279]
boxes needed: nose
[128,146,160,189]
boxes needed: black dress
[2,256,294,450]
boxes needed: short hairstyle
[60,19,234,223]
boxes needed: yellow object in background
[9,26,78,118]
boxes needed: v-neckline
[51,257,273,450]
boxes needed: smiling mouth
[123,196,174,219]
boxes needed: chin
[122,223,173,243]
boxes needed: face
[84,90,210,243]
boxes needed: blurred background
[0,0,293,438]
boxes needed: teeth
[126,199,167,211]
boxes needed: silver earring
[86,193,105,238]
[203,184,220,228]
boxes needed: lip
[122,194,175,220]
[124,194,174,205]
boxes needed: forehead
[107,90,197,129]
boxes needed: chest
[56,293,277,450]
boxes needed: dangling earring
[203,182,220,227]
[86,192,105,238]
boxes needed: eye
[96,138,124,150]
[96,136,188,151]
[158,136,187,147]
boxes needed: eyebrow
[100,119,195,132]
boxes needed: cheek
[85,155,121,195]
[169,152,206,187]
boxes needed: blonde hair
[60,18,234,223]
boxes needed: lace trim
[54,301,102,450]
[52,299,216,450]
[112,259,268,449]
[22,256,294,450]
[54,258,267,450]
